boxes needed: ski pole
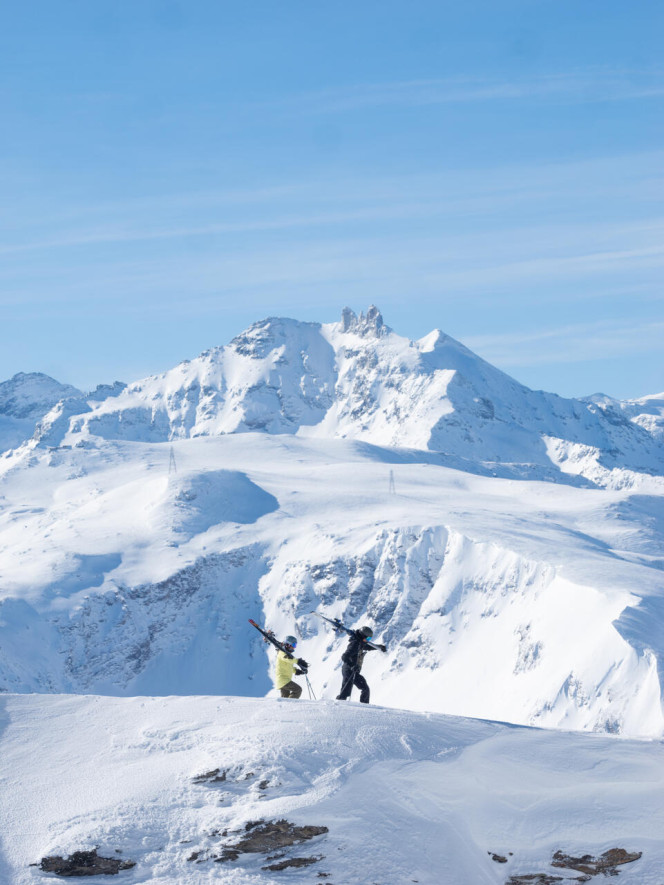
[337,666,358,700]
[305,673,316,700]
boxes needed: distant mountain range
[3,306,663,489]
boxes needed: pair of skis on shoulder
[248,618,304,663]
[312,612,387,652]
[249,613,385,653]
[249,612,387,660]
[248,617,313,698]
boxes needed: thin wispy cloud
[6,149,662,238]
[0,203,451,257]
[3,216,662,312]
[466,319,664,368]
[1,150,662,260]
[274,68,664,114]
[423,243,664,294]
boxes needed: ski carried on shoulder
[248,619,294,659]
[311,611,353,636]
[310,611,386,652]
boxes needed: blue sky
[1,1,662,398]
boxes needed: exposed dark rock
[262,856,322,871]
[38,850,135,877]
[506,846,642,884]
[187,818,328,866]
[192,767,227,784]
[219,819,328,862]
[551,848,642,875]
[490,852,508,863]
[506,877,563,885]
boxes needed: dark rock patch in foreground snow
[187,818,328,865]
[551,847,642,876]
[490,852,509,863]
[192,766,227,784]
[262,855,323,871]
[506,846,642,883]
[192,764,265,795]
[222,819,328,860]
[507,876,564,884]
[37,849,135,876]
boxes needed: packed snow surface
[0,694,662,885]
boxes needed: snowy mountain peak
[3,309,664,490]
[87,380,127,402]
[229,315,321,358]
[0,372,84,453]
[0,372,81,420]
[417,328,445,352]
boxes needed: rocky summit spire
[339,305,387,337]
[340,306,357,333]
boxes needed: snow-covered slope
[0,308,662,738]
[1,431,662,737]
[585,391,664,440]
[10,307,660,489]
[0,694,662,885]
[0,372,82,453]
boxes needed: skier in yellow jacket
[275,635,309,698]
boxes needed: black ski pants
[280,680,302,699]
[336,665,370,703]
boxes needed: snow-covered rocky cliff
[0,309,662,737]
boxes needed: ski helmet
[284,635,297,647]
[360,625,373,638]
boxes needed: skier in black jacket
[336,625,386,704]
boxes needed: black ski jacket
[341,631,375,672]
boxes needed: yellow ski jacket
[275,649,298,689]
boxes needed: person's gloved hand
[297,658,309,672]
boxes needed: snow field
[1,695,663,884]
[0,433,663,734]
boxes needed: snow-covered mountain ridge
[0,372,83,454]
[5,307,662,490]
[0,308,662,738]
